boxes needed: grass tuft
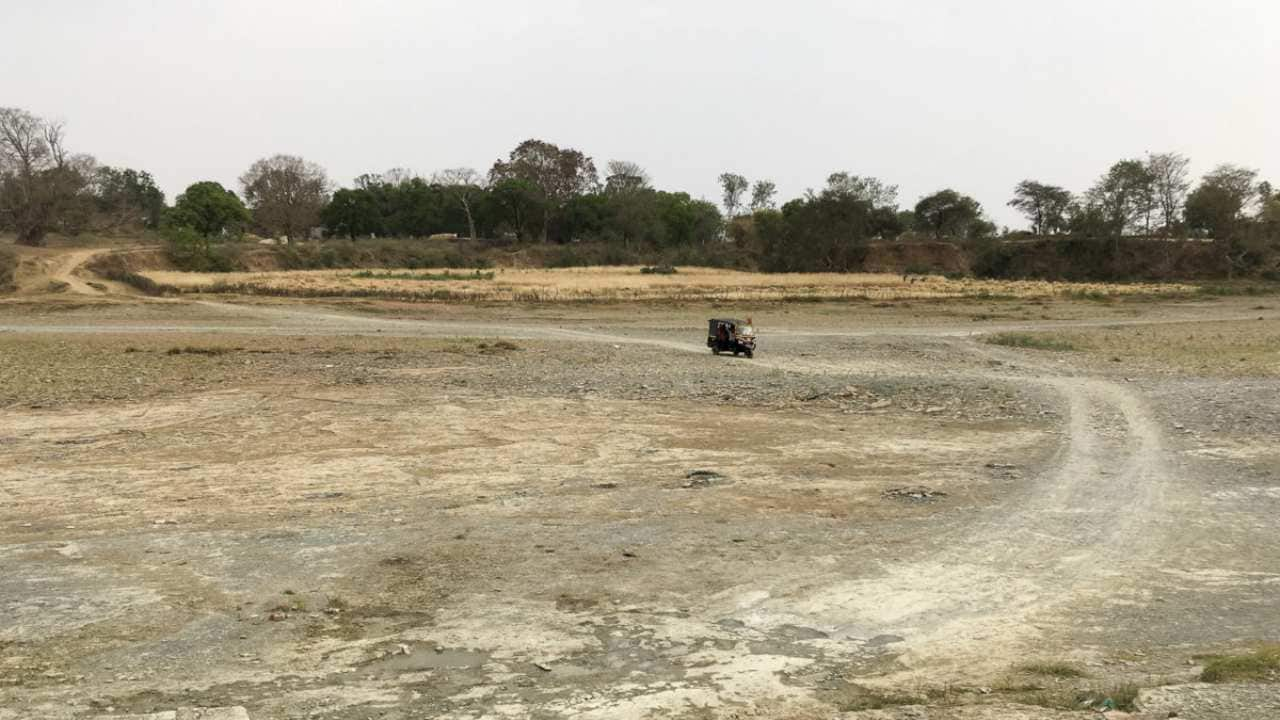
[166,346,234,356]
[1017,661,1088,678]
[985,332,1078,351]
[1200,645,1280,682]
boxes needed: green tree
[1086,160,1156,237]
[654,192,721,247]
[168,181,251,239]
[1185,164,1260,239]
[489,139,597,242]
[90,166,165,231]
[914,189,986,239]
[1008,180,1073,235]
[321,187,383,239]
[823,172,898,208]
[1186,165,1263,279]
[750,180,777,211]
[760,193,875,272]
[488,177,546,241]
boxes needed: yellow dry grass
[141,266,1196,303]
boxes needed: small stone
[924,406,944,414]
[534,662,552,672]
[268,611,287,621]
[869,399,892,409]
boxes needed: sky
[4,0,1277,228]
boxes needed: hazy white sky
[5,0,1277,227]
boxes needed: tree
[489,139,598,242]
[1185,165,1263,279]
[0,107,92,246]
[321,187,383,239]
[604,160,650,194]
[488,178,546,242]
[914,189,986,239]
[718,172,749,221]
[750,180,777,211]
[1008,180,1073,235]
[239,154,331,242]
[431,167,486,240]
[760,193,875,272]
[1185,165,1259,237]
[90,166,165,231]
[168,181,251,239]
[824,172,898,208]
[1086,160,1156,237]
[1146,152,1191,236]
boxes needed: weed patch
[166,346,237,356]
[985,332,1078,351]
[1016,661,1088,679]
[1200,645,1280,682]
[351,269,494,281]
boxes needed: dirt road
[2,295,1278,719]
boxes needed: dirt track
[2,281,1280,718]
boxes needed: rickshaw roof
[709,318,746,325]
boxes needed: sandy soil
[2,253,1279,719]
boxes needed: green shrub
[164,225,241,272]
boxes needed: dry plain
[2,251,1280,719]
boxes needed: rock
[267,612,287,621]
[533,662,552,672]
[883,486,947,503]
[869,399,892,409]
[924,405,945,414]
[396,643,412,655]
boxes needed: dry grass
[1200,644,1280,682]
[138,266,1195,303]
[992,320,1280,376]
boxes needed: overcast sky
[5,0,1277,227]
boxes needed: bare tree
[0,107,89,246]
[750,180,777,211]
[718,172,749,220]
[1146,152,1191,236]
[605,160,650,193]
[431,167,486,240]
[382,167,416,186]
[239,154,331,242]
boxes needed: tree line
[3,106,1277,277]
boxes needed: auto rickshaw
[707,318,756,358]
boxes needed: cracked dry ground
[1,297,1279,719]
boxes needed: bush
[164,225,242,272]
[0,245,16,291]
